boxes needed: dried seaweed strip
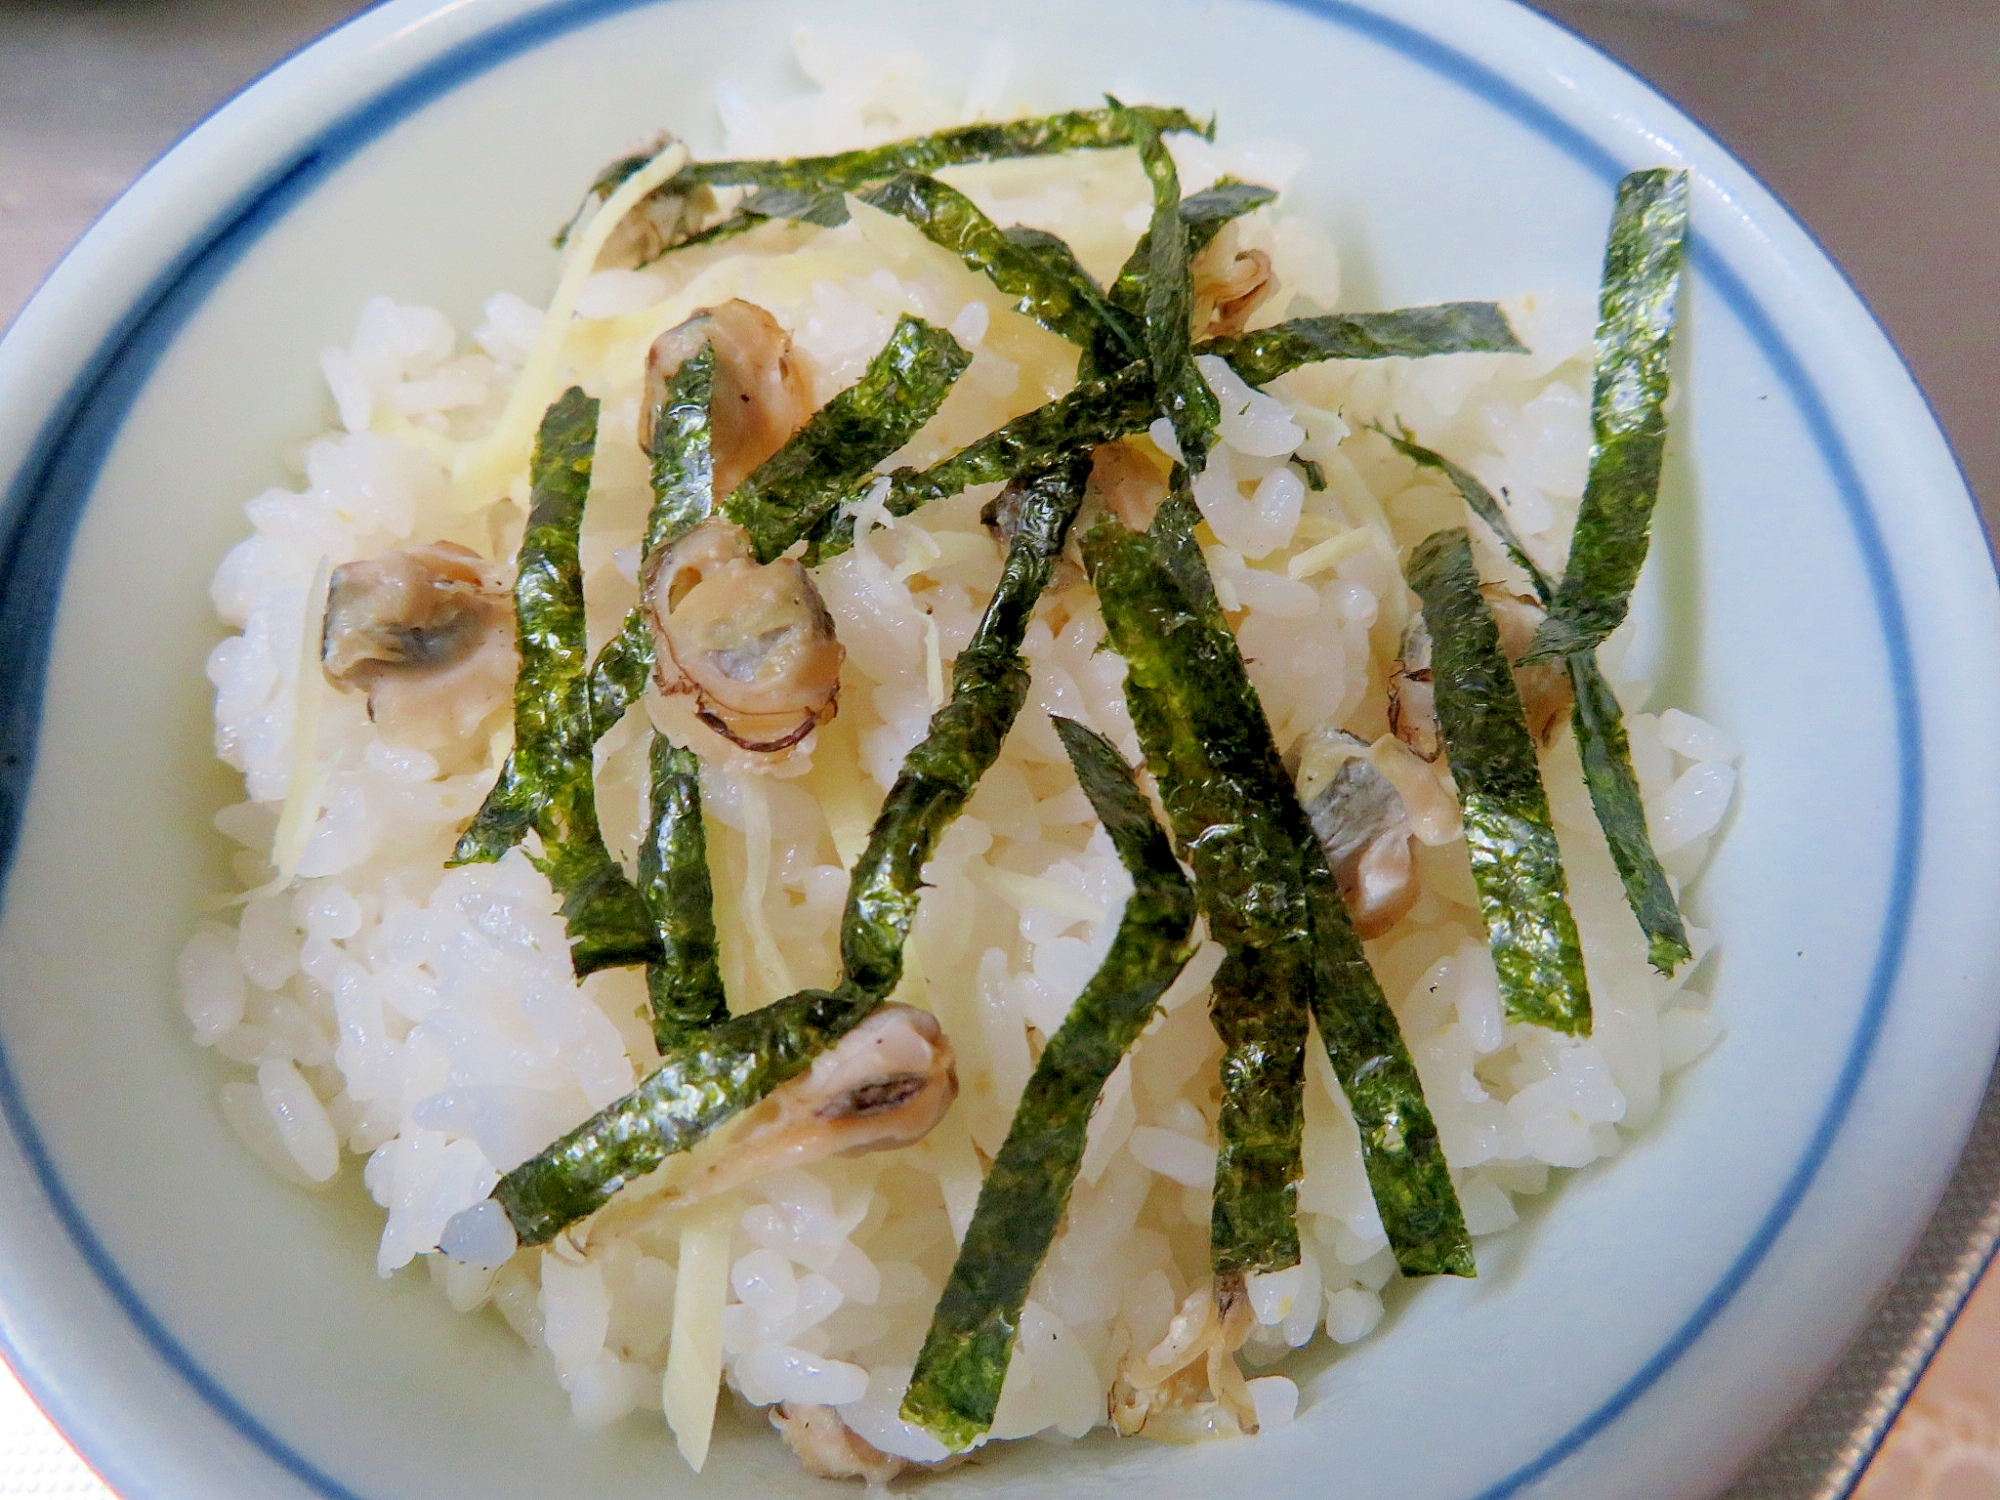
[639,735,729,1050]
[804,360,1157,563]
[999,223,1091,265]
[1201,302,1525,388]
[1375,424,1554,597]
[452,388,660,977]
[1148,478,1224,629]
[588,615,654,741]
[643,341,719,552]
[1380,427,1690,973]
[1569,657,1691,972]
[494,982,874,1244]
[725,313,970,563]
[553,147,660,247]
[637,187,854,261]
[1405,529,1590,1033]
[664,105,1206,196]
[738,184,852,227]
[1526,168,1690,663]
[1000,224,1145,379]
[1082,522,1303,949]
[1298,855,1472,1276]
[649,208,769,256]
[901,718,1197,1449]
[1087,516,1471,1277]
[1082,519,1309,1275]
[588,342,718,738]
[575,105,1209,254]
[626,358,732,1045]
[842,454,1094,995]
[450,756,538,865]
[861,174,1142,376]
[1108,178,1278,320]
[1120,103,1220,472]
[1207,936,1313,1275]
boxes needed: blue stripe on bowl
[0,1,1924,1497]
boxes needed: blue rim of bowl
[0,1,1924,1497]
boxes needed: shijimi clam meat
[318,540,515,755]
[661,1004,958,1210]
[642,299,814,498]
[1293,724,1420,941]
[641,517,844,752]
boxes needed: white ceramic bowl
[2,2,1997,1497]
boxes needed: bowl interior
[0,1,1996,1498]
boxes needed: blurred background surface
[1,1,1996,1496]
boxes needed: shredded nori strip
[588,342,717,738]
[804,360,1158,563]
[1149,479,1225,629]
[860,174,1142,376]
[1568,658,1692,971]
[1108,178,1278,321]
[573,105,1210,252]
[1201,303,1526,388]
[1084,515,1305,1275]
[637,186,853,260]
[489,452,1096,1246]
[1085,516,1469,1278]
[495,982,875,1244]
[1374,425,1552,603]
[1119,103,1219,473]
[738,184,852,227]
[1525,168,1690,663]
[1405,529,1591,1033]
[638,735,729,1051]
[553,146,660,248]
[451,388,661,977]
[1379,426,1690,974]
[1207,938,1312,1275]
[627,104,1207,199]
[901,718,1198,1449]
[643,342,719,554]
[842,454,1094,995]
[1002,224,1146,378]
[1297,849,1471,1277]
[645,208,769,257]
[725,313,970,563]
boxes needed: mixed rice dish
[182,38,1738,1484]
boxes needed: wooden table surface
[1,2,1996,1495]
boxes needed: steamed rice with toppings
[181,34,1737,1482]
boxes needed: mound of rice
[180,32,1736,1471]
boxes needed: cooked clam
[642,299,813,498]
[1085,439,1170,533]
[1387,615,1441,763]
[320,541,515,754]
[1295,723,1421,939]
[1481,582,1574,745]
[1110,1276,1259,1442]
[769,1403,908,1488]
[1195,245,1275,339]
[643,518,844,753]
[662,1003,958,1208]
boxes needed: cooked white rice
[182,31,1735,1471]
